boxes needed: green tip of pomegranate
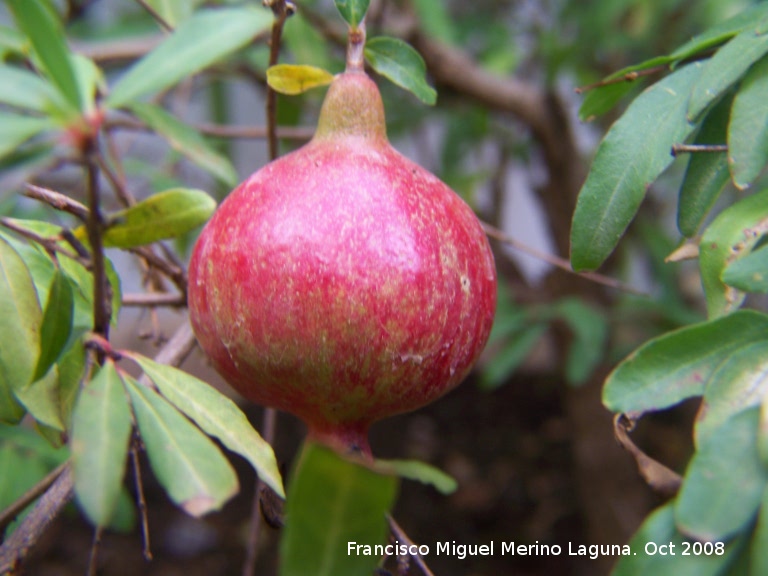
[188,69,496,456]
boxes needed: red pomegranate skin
[188,71,496,455]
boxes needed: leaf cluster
[570,5,768,574]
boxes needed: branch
[122,292,186,307]
[481,221,648,296]
[23,184,89,221]
[0,465,74,574]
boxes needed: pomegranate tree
[188,33,496,457]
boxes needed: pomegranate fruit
[188,67,496,457]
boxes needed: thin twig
[0,462,69,535]
[386,515,435,576]
[265,2,291,159]
[574,65,669,94]
[84,139,112,341]
[23,183,90,220]
[671,143,728,156]
[130,246,187,294]
[87,526,104,576]
[95,149,136,207]
[242,5,289,575]
[134,0,173,32]
[480,221,648,296]
[0,217,82,263]
[243,408,279,576]
[130,438,153,561]
[195,122,314,141]
[122,292,186,307]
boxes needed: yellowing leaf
[266,64,334,96]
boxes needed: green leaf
[728,53,768,189]
[0,236,41,422]
[676,407,767,541]
[15,368,65,432]
[333,0,370,28]
[58,252,122,330]
[480,323,547,391]
[613,503,747,576]
[669,2,768,62]
[364,37,437,105]
[0,25,27,57]
[33,268,74,382]
[556,298,608,386]
[695,341,768,446]
[266,64,334,95]
[279,441,397,576]
[724,244,768,293]
[677,93,732,237]
[570,62,702,272]
[751,487,768,576]
[372,459,457,494]
[73,187,217,249]
[0,113,55,161]
[0,64,62,114]
[127,353,284,498]
[700,189,768,318]
[124,375,239,516]
[106,7,272,108]
[6,0,82,112]
[127,103,237,187]
[688,28,768,122]
[71,361,133,527]
[603,310,768,414]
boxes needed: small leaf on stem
[333,0,370,28]
[364,36,437,105]
[266,64,334,95]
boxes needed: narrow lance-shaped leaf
[677,93,732,237]
[670,2,768,62]
[480,323,547,391]
[700,188,768,318]
[334,0,370,28]
[0,64,62,114]
[728,53,768,189]
[280,441,398,576]
[372,458,457,494]
[267,64,334,96]
[106,7,272,108]
[675,407,768,542]
[127,352,284,497]
[556,298,608,386]
[603,310,768,414]
[70,360,132,527]
[364,37,437,105]
[73,188,217,249]
[33,267,74,382]
[570,62,702,271]
[0,236,41,422]
[0,114,56,162]
[6,0,82,112]
[688,27,768,122]
[124,375,239,516]
[127,102,237,187]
